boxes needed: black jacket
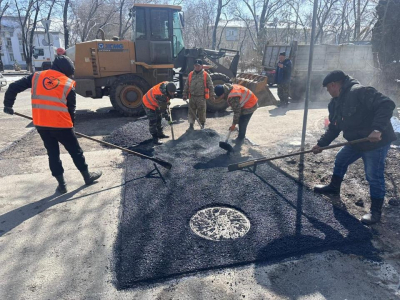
[318,77,397,151]
[4,56,76,128]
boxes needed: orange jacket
[227,84,258,109]
[142,81,169,110]
[188,71,210,99]
[31,70,75,128]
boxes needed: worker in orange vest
[142,81,176,145]
[3,56,102,194]
[214,84,258,144]
[182,59,215,130]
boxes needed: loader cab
[131,4,184,65]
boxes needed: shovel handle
[225,130,232,142]
[228,137,370,172]
[13,112,172,169]
[184,99,203,129]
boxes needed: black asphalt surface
[112,125,374,289]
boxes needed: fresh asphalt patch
[110,123,375,289]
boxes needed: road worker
[214,84,258,144]
[275,52,292,108]
[3,55,102,194]
[142,81,176,145]
[312,70,397,225]
[182,59,215,130]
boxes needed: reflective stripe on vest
[142,81,168,110]
[188,70,210,99]
[31,70,75,128]
[227,84,258,109]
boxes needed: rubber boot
[55,174,67,194]
[187,123,194,131]
[152,135,163,145]
[314,175,342,195]
[361,198,384,225]
[81,170,102,185]
[157,132,169,139]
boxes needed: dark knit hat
[166,82,176,93]
[214,85,225,97]
[194,59,203,65]
[322,70,347,87]
[279,52,286,56]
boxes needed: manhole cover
[190,207,251,241]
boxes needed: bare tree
[0,0,10,70]
[211,0,231,50]
[15,0,40,71]
[63,0,70,48]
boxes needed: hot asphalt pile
[110,124,375,289]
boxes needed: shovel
[167,105,175,140]
[184,99,204,129]
[219,130,234,154]
[228,137,370,172]
[13,112,173,170]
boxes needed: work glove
[3,107,14,115]
[182,95,187,101]
[229,124,236,132]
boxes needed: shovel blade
[219,141,234,153]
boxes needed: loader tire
[207,73,231,112]
[110,75,150,117]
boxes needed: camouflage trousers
[277,82,290,105]
[188,96,206,125]
[143,105,162,136]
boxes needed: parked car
[261,69,276,86]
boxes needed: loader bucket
[233,73,278,106]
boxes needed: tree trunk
[63,0,70,49]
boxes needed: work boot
[152,135,163,145]
[314,175,342,195]
[157,132,169,139]
[361,198,384,225]
[55,174,67,194]
[81,170,102,185]
[187,123,194,131]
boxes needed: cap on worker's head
[279,52,286,56]
[214,85,225,97]
[194,59,203,66]
[166,82,176,93]
[51,55,75,77]
[322,70,347,87]
[56,47,66,56]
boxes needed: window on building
[9,53,15,61]
[6,38,12,48]
[226,28,238,41]
[20,52,25,60]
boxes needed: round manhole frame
[189,206,251,241]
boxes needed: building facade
[1,16,64,70]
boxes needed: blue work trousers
[333,143,391,199]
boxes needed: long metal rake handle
[228,137,370,172]
[13,111,173,170]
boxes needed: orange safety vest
[31,70,75,128]
[188,70,210,99]
[227,84,258,109]
[142,81,169,110]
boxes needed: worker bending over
[142,81,176,145]
[214,84,258,144]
